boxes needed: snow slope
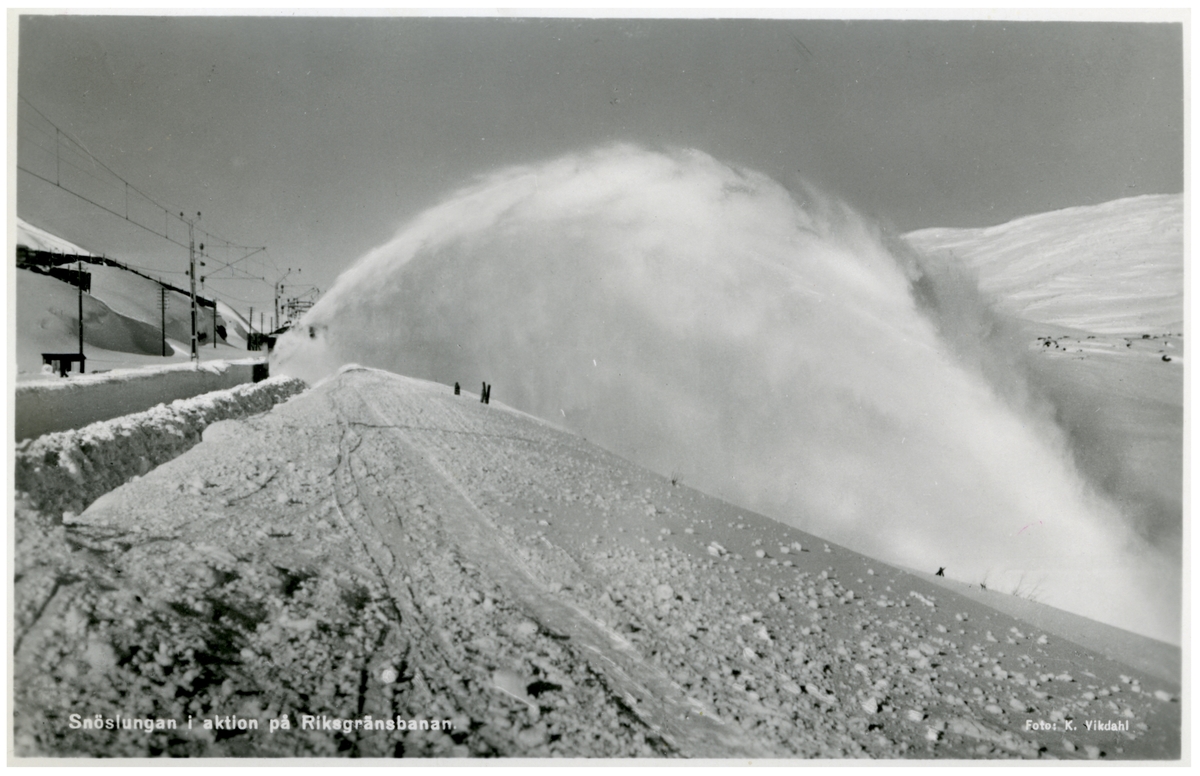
[86,265,233,349]
[15,267,242,376]
[13,367,1179,759]
[18,216,240,344]
[15,222,250,376]
[17,216,96,255]
[904,194,1182,334]
[216,300,252,346]
[16,268,165,373]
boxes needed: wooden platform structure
[41,352,86,378]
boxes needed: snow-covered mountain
[905,196,1184,587]
[904,194,1182,335]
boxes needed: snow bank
[86,265,225,348]
[16,358,268,441]
[14,375,307,516]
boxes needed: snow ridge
[15,376,308,516]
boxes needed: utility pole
[185,212,199,362]
[213,300,218,349]
[77,260,84,372]
[160,285,168,356]
[274,268,293,331]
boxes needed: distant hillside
[907,194,1183,610]
[904,194,1183,334]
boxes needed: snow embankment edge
[15,359,269,441]
[15,376,308,517]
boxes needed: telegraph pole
[213,301,218,348]
[274,268,293,332]
[77,260,85,372]
[160,285,168,356]
[186,212,199,362]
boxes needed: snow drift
[16,269,165,368]
[86,265,232,349]
[273,145,1177,643]
[17,217,95,255]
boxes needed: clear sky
[14,13,1184,320]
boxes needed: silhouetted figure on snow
[454,382,460,395]
[935,567,945,577]
[481,382,491,404]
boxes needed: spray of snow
[273,144,1176,642]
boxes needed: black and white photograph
[7,9,1186,762]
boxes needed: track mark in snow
[332,382,764,757]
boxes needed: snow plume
[275,145,1176,642]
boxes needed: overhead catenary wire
[17,104,306,346]
[20,98,242,244]
[17,164,269,293]
[19,164,200,254]
[17,160,268,284]
[18,96,271,283]
[17,96,296,319]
